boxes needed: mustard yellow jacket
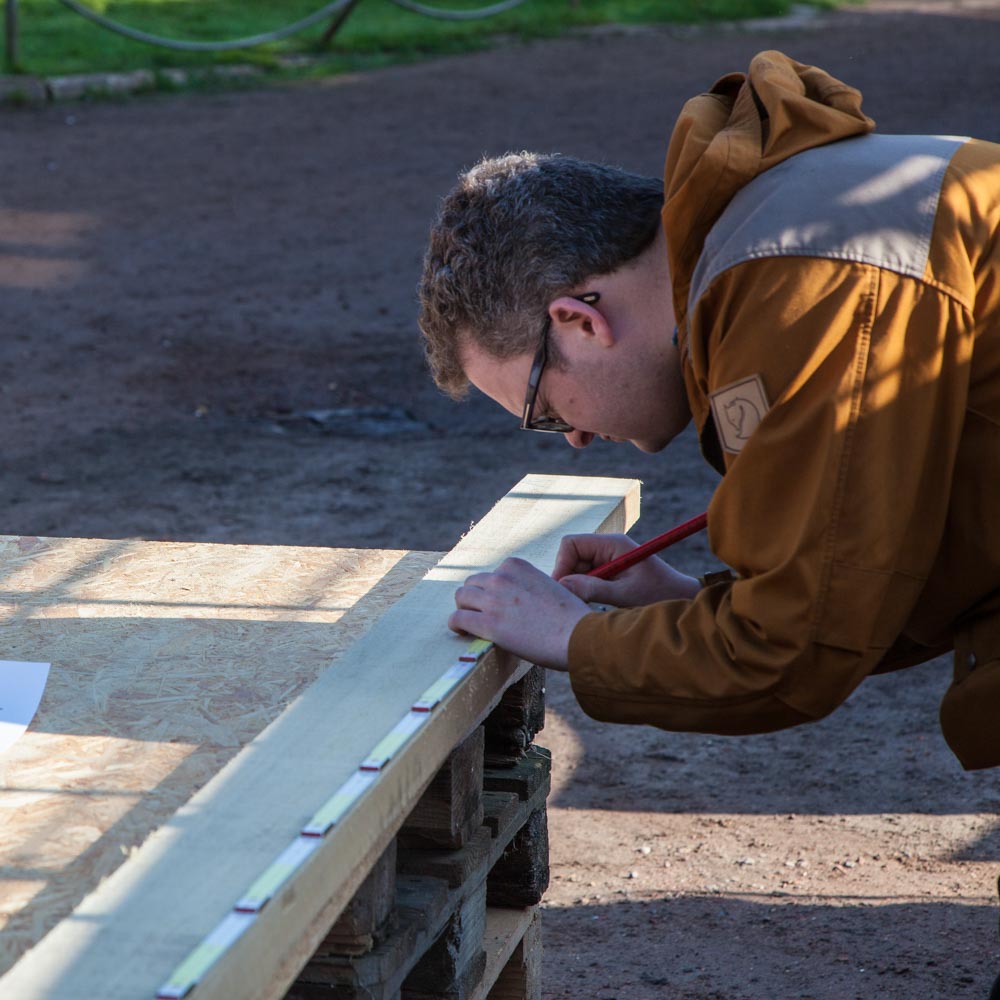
[568,51,1000,769]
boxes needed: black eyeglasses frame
[520,291,601,434]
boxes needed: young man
[418,50,1000,771]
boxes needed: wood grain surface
[0,473,639,1000]
[0,536,436,973]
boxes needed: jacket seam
[676,131,742,322]
[809,267,878,640]
[920,275,975,312]
[691,257,974,319]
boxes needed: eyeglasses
[520,291,600,433]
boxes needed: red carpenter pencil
[586,511,708,581]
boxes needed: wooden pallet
[288,672,551,1000]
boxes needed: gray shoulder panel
[688,134,967,314]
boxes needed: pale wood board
[475,907,541,1000]
[0,473,640,1000]
[0,537,438,971]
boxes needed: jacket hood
[663,50,875,331]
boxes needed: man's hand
[553,533,700,606]
[449,557,590,671]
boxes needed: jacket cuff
[566,610,628,723]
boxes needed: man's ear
[548,295,616,349]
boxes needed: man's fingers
[454,569,508,611]
[448,608,490,638]
[559,573,607,603]
[553,535,607,579]
[553,534,636,580]
[453,582,482,611]
[552,537,585,579]
[459,571,496,591]
[447,560,584,671]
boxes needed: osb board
[0,473,640,1000]
[0,536,440,973]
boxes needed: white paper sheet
[0,661,50,754]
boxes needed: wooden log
[483,667,545,768]
[400,726,484,850]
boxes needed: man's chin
[629,437,670,454]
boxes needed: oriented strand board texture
[0,536,438,972]
[0,474,639,1000]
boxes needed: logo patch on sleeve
[709,375,770,454]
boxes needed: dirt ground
[3,2,1000,996]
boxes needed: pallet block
[402,879,488,1000]
[295,746,552,1000]
[487,808,549,909]
[400,726,485,850]
[319,841,398,957]
[484,666,546,768]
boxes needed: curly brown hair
[418,152,663,399]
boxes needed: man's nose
[564,430,594,449]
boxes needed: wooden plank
[482,746,551,803]
[471,908,540,1000]
[0,539,438,972]
[295,873,489,1000]
[484,909,542,1000]
[481,792,520,840]
[0,473,639,1000]
[402,878,487,999]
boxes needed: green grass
[8,0,827,81]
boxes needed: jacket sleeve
[569,257,973,735]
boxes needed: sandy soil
[3,2,1000,996]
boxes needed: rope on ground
[54,0,358,52]
[387,0,531,20]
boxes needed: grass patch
[9,0,825,80]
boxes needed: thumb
[559,573,614,604]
